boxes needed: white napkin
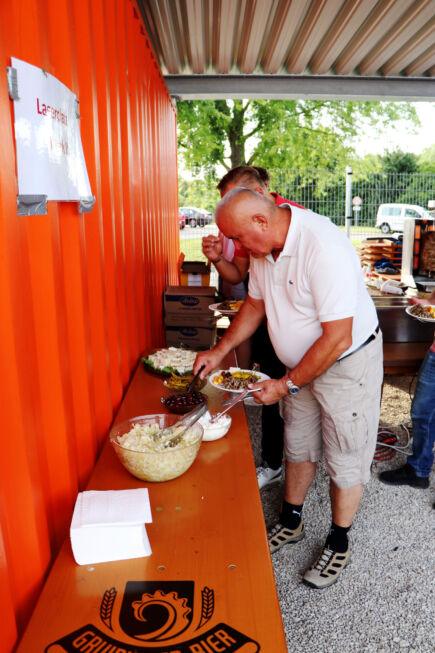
[70,489,152,565]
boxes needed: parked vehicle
[178,212,186,229]
[179,206,213,228]
[376,203,432,234]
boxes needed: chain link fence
[179,170,435,286]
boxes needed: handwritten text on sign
[11,57,92,201]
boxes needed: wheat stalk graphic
[197,586,215,630]
[100,587,117,631]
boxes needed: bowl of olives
[161,391,207,415]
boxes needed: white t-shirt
[248,205,378,369]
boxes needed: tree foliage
[177,99,418,177]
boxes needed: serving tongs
[210,387,261,423]
[185,364,205,394]
[157,402,208,447]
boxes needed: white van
[376,203,432,234]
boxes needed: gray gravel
[245,376,434,653]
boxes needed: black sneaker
[379,464,429,489]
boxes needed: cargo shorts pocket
[323,408,368,453]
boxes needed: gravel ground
[245,376,435,653]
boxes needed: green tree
[418,145,435,173]
[381,150,418,174]
[177,100,418,177]
[178,177,219,212]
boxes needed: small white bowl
[199,412,232,441]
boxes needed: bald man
[194,188,383,589]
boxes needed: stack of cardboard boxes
[164,285,218,350]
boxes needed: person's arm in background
[410,289,435,306]
[202,235,249,284]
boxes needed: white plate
[405,305,435,323]
[209,368,271,393]
[208,302,242,316]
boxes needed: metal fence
[179,170,435,286]
[271,169,435,241]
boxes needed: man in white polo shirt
[194,188,383,589]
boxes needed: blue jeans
[407,350,435,478]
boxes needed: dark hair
[217,165,269,192]
[253,166,269,184]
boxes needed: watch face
[286,379,300,395]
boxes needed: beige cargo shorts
[281,330,383,488]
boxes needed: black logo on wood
[119,581,195,641]
[45,580,260,652]
[99,587,117,632]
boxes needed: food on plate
[212,369,261,390]
[142,347,196,375]
[162,390,207,414]
[409,304,435,319]
[163,372,206,392]
[110,415,203,482]
[217,299,244,312]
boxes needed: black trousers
[251,320,285,470]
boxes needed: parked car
[376,203,432,234]
[179,206,213,228]
[178,212,186,229]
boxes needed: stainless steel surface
[373,296,434,343]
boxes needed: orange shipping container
[0,1,179,650]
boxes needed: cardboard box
[164,312,217,328]
[164,286,217,325]
[165,325,217,350]
[179,261,211,287]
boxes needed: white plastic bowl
[199,412,232,441]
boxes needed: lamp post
[345,166,353,238]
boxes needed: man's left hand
[248,379,287,405]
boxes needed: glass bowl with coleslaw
[110,413,203,482]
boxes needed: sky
[354,102,435,156]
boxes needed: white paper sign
[11,57,93,202]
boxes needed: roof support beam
[166,75,435,101]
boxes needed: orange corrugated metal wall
[0,1,179,649]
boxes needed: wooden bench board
[16,357,287,653]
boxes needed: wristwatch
[285,378,301,396]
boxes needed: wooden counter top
[16,357,287,652]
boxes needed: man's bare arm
[286,317,353,388]
[251,317,354,404]
[213,255,249,284]
[202,236,249,284]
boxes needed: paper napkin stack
[70,488,152,565]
